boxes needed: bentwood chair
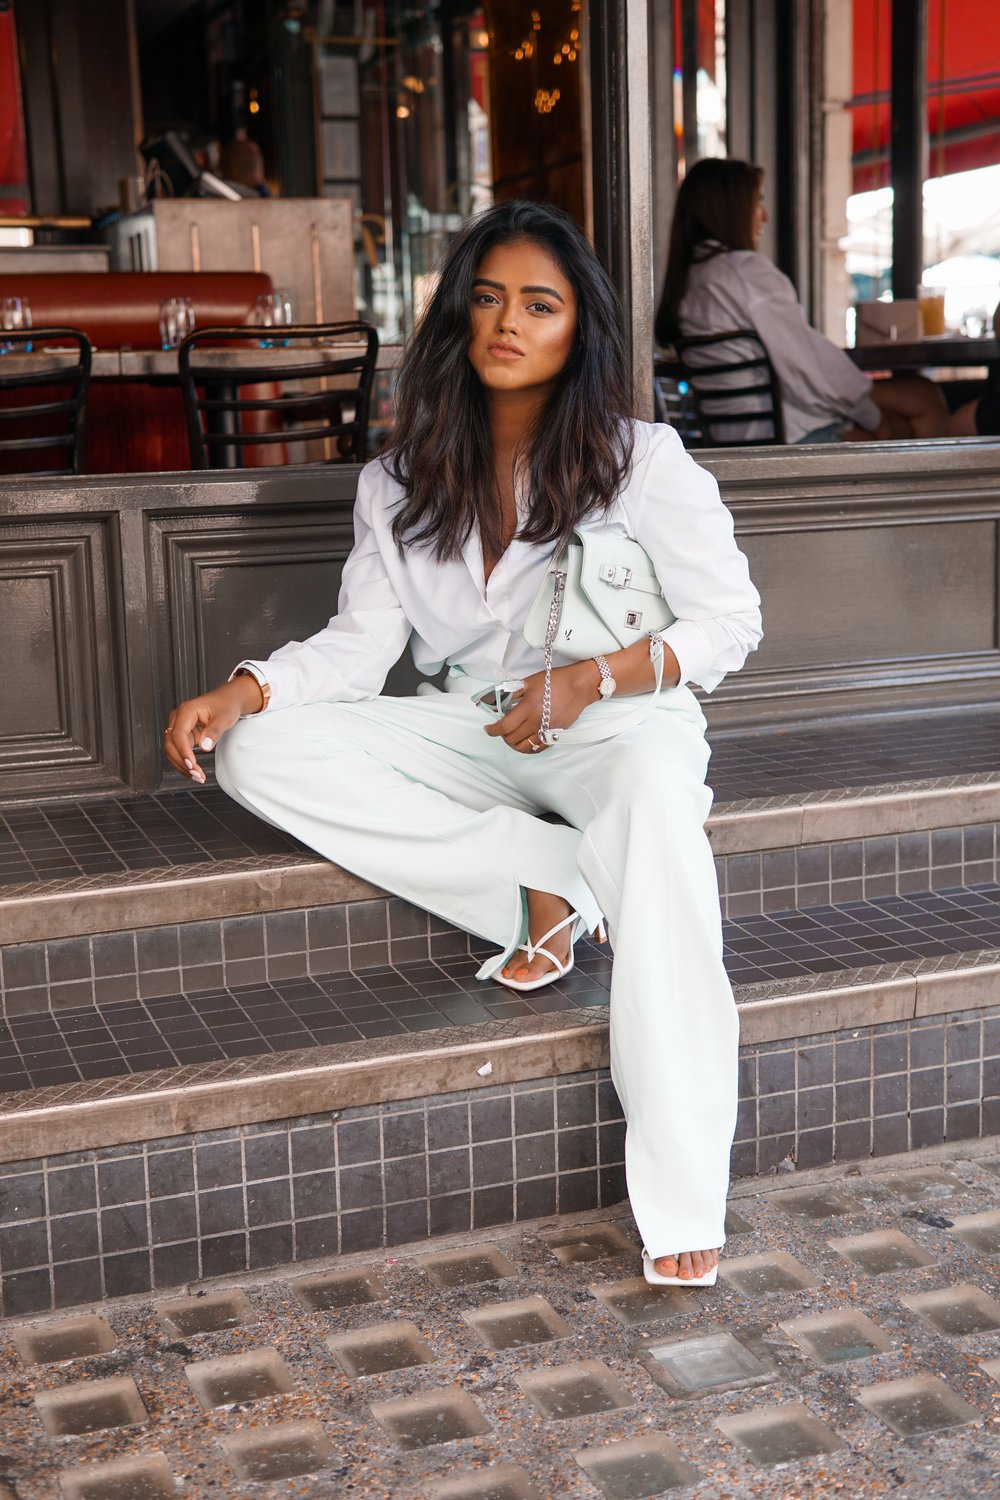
[664,329,786,447]
[0,328,92,475]
[178,322,379,469]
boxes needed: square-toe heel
[642,1250,718,1288]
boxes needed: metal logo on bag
[625,610,642,629]
[563,627,573,639]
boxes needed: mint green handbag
[523,528,676,745]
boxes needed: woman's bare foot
[654,1248,721,1280]
[501,889,574,984]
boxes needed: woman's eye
[473,292,498,306]
[527,301,554,315]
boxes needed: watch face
[598,677,616,697]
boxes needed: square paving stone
[515,1360,633,1420]
[878,1166,966,1202]
[423,1467,542,1500]
[156,1288,254,1336]
[575,1434,701,1498]
[220,1420,336,1482]
[770,1185,856,1220]
[35,1376,147,1437]
[644,1329,772,1396]
[58,1453,178,1499]
[369,1386,490,1449]
[14,1314,115,1365]
[716,1402,846,1466]
[417,1245,517,1289]
[979,1357,1000,1383]
[591,1278,693,1327]
[779,1308,892,1364]
[949,1210,1000,1255]
[724,1206,755,1236]
[464,1295,572,1351]
[185,1349,294,1409]
[857,1374,980,1437]
[828,1229,936,1275]
[542,1222,634,1264]
[718,1251,818,1296]
[901,1282,1000,1337]
[325,1319,435,1377]
[290,1267,388,1311]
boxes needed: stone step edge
[6,774,1000,945]
[0,955,994,1166]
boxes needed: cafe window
[844,0,1000,342]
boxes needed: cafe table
[847,336,1000,391]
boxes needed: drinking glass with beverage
[159,296,196,350]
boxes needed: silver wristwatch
[593,655,617,699]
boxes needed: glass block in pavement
[290,1268,388,1311]
[417,1244,517,1289]
[877,1165,967,1201]
[715,1402,846,1466]
[423,1467,541,1500]
[828,1229,936,1275]
[184,1350,293,1409]
[770,1185,857,1220]
[542,1220,634,1263]
[34,1376,147,1437]
[900,1282,1000,1337]
[645,1329,773,1395]
[574,1434,702,1498]
[857,1374,980,1437]
[591,1277,695,1326]
[464,1295,571,1350]
[155,1289,254,1337]
[369,1386,490,1449]
[57,1453,180,1500]
[220,1420,336,1483]
[719,1250,818,1295]
[779,1308,893,1363]
[324,1319,435,1377]
[948,1210,1000,1255]
[514,1360,633,1420]
[13,1313,115,1365]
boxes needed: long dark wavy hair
[655,157,764,344]
[384,200,635,562]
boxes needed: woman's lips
[487,343,523,358]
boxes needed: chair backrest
[0,328,92,476]
[652,355,704,447]
[668,329,786,446]
[0,272,274,351]
[178,322,379,469]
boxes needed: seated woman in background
[656,157,948,445]
[949,304,1000,438]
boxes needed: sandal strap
[525,910,579,962]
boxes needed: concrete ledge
[0,952,996,1165]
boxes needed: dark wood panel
[0,522,124,797]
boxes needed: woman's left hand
[484,663,598,753]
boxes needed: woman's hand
[484,663,599,753]
[163,676,263,784]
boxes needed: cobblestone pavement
[0,1141,998,1500]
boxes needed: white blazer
[238,420,762,711]
[677,248,881,444]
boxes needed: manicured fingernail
[201,737,214,750]
[183,759,194,769]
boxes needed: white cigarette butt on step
[476,1061,493,1077]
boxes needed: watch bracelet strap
[229,661,271,713]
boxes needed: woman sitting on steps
[164,200,762,1288]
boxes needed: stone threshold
[1,950,995,1166]
[7,774,1000,945]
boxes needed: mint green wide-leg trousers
[215,683,739,1256]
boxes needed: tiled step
[6,707,1000,950]
[1,888,998,1167]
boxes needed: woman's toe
[653,1255,679,1277]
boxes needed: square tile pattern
[1,1144,999,1498]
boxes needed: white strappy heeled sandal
[492,911,605,993]
[642,1248,719,1288]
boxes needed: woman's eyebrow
[472,277,565,304]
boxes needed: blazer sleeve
[626,425,762,693]
[235,462,413,711]
[742,254,881,432]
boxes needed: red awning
[851,0,1000,193]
